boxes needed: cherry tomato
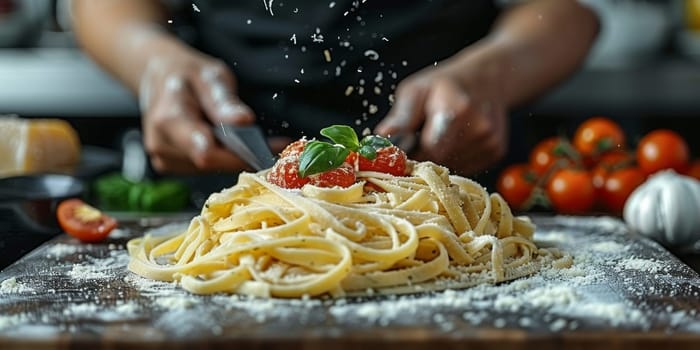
[599,167,646,214]
[591,150,635,192]
[573,117,626,158]
[266,156,310,189]
[308,162,356,188]
[546,169,595,214]
[529,137,574,176]
[637,129,689,175]
[279,139,308,158]
[347,145,407,176]
[685,159,700,181]
[57,199,117,243]
[496,164,537,210]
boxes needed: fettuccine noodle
[127,161,569,298]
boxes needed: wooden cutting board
[0,215,699,350]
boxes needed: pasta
[127,161,570,298]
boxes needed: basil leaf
[320,125,359,151]
[298,141,351,177]
[358,145,377,160]
[360,135,392,150]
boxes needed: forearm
[72,0,187,93]
[449,0,599,107]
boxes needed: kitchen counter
[1,215,699,349]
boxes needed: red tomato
[496,164,537,210]
[599,167,646,214]
[573,117,626,158]
[308,162,356,188]
[57,199,117,243]
[529,137,574,176]
[591,150,635,191]
[685,159,700,181]
[279,139,308,158]
[266,156,310,189]
[348,146,407,176]
[637,129,689,175]
[546,169,595,214]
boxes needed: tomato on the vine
[496,164,537,210]
[591,150,634,191]
[573,117,625,158]
[546,168,595,214]
[57,199,117,243]
[637,129,689,175]
[599,167,646,214]
[529,137,574,176]
[685,159,700,181]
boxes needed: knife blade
[213,124,276,171]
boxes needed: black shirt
[181,1,499,137]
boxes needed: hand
[375,54,509,176]
[139,45,288,173]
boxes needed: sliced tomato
[266,156,310,189]
[267,157,356,189]
[57,199,117,243]
[347,145,407,176]
[279,139,308,158]
[308,162,356,188]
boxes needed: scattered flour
[616,258,665,274]
[0,277,32,294]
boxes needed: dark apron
[188,0,499,138]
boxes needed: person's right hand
[139,45,287,174]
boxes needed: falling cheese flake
[262,0,275,16]
[329,2,336,8]
[374,87,381,95]
[311,33,324,43]
[402,60,408,67]
[272,93,278,100]
[300,68,305,74]
[344,86,354,96]
[382,37,389,42]
[323,50,332,62]
[293,8,299,13]
[434,61,438,66]
[290,34,297,45]
[364,50,379,61]
[369,105,378,114]
[167,19,173,24]
[294,79,300,83]
[192,3,200,12]
[246,19,252,24]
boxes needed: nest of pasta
[127,161,570,298]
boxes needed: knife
[213,124,276,171]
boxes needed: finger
[420,80,470,159]
[374,80,429,137]
[191,62,255,125]
[151,82,248,173]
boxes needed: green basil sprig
[298,125,393,177]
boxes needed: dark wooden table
[1,216,699,350]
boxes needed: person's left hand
[375,54,509,176]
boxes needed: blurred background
[1,0,700,266]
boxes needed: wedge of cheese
[0,117,81,177]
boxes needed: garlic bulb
[623,171,700,246]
